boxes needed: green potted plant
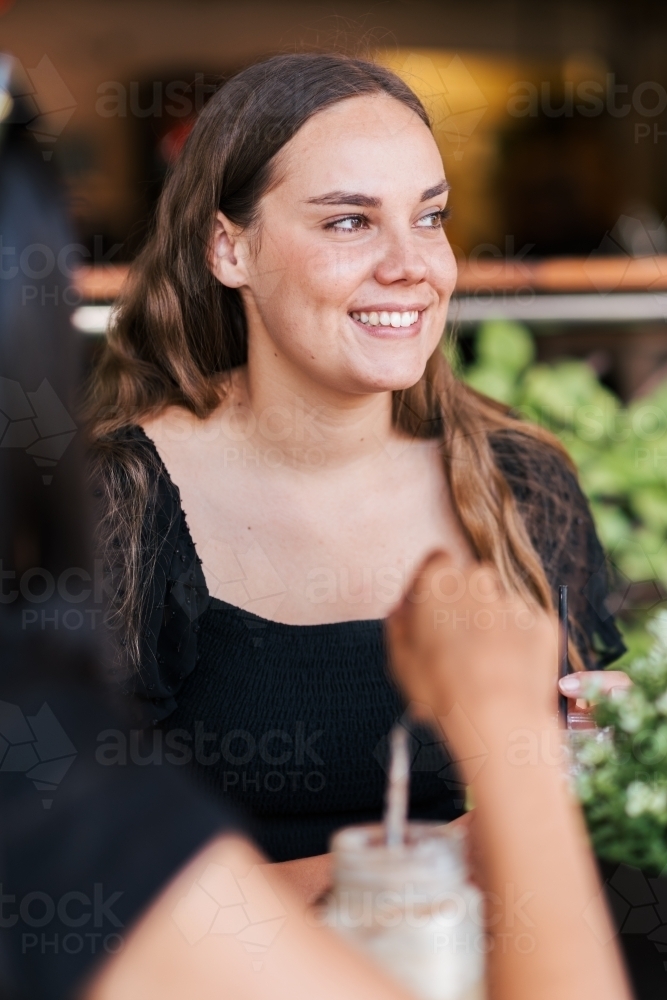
[575,611,667,999]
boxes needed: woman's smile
[348,307,424,338]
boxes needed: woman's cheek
[308,243,372,297]
[430,245,457,298]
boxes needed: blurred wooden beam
[74,265,129,301]
[455,255,667,293]
[73,256,667,303]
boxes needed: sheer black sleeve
[490,431,626,668]
[106,427,210,727]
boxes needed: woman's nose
[373,232,428,286]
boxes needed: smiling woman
[85,53,625,896]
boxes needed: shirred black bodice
[165,603,458,861]
[111,425,625,861]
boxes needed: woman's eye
[325,215,368,232]
[416,209,449,229]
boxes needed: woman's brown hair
[86,52,583,670]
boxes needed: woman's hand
[558,669,631,724]
[558,669,631,702]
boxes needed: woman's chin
[349,361,429,395]
[290,350,430,397]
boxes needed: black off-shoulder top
[111,425,625,861]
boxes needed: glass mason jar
[326,822,486,1000]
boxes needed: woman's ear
[209,211,248,288]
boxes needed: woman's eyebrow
[420,180,450,201]
[305,180,450,209]
[306,191,380,208]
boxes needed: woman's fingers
[558,669,631,700]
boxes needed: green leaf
[474,320,535,375]
[464,366,518,405]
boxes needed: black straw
[558,586,569,725]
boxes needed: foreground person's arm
[271,851,333,903]
[387,553,631,1000]
[88,553,631,1000]
[86,833,410,1000]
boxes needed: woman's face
[220,92,456,395]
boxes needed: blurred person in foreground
[0,55,240,1000]
[90,554,631,1000]
[0,52,411,1000]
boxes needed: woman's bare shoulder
[140,370,244,449]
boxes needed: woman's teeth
[350,310,419,328]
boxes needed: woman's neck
[239,355,401,473]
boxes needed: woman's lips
[348,308,423,337]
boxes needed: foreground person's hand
[387,552,631,1000]
[387,551,557,772]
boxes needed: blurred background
[3,0,667,655]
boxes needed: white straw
[384,725,410,847]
